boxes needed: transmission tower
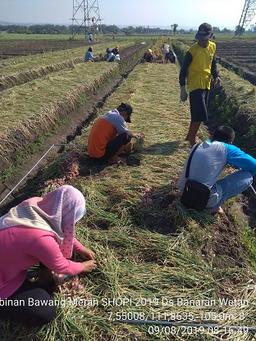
[235,0,256,35]
[71,0,102,39]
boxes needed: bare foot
[217,206,224,214]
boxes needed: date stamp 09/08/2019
[0,295,253,336]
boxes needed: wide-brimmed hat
[195,23,213,40]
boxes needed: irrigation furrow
[0,42,148,204]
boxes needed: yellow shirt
[187,41,216,92]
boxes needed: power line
[71,0,102,39]
[235,0,256,35]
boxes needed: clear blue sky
[0,0,246,29]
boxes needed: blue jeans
[208,170,253,209]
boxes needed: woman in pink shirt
[0,185,97,326]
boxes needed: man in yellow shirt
[179,23,221,146]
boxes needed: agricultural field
[1,36,256,340]
[0,39,89,59]
[0,37,150,192]
[2,46,256,341]
[0,33,88,40]
[0,34,150,59]
[0,40,137,90]
[0,33,114,58]
[217,39,256,74]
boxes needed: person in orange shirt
[88,103,142,164]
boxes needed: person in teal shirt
[84,47,95,62]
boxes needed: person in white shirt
[178,126,256,213]
[162,42,170,64]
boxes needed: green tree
[222,27,232,34]
[213,26,220,32]
[171,24,178,35]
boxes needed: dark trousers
[104,132,131,159]
[0,279,56,327]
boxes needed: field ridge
[2,59,255,340]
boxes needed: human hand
[79,247,96,260]
[180,85,188,102]
[135,132,145,139]
[82,260,97,273]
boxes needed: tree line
[0,24,179,35]
[0,24,255,35]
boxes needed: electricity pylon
[71,0,102,39]
[235,0,256,35]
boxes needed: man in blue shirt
[178,126,256,213]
